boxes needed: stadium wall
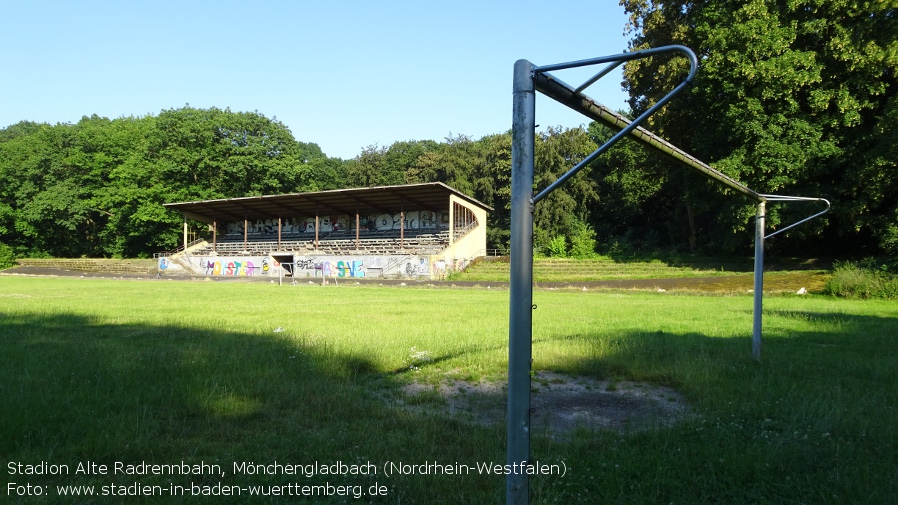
[162,253,465,280]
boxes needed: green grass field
[2,276,896,503]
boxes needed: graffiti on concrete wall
[295,257,315,270]
[336,260,364,278]
[371,211,442,231]
[225,211,446,236]
[203,259,257,276]
[404,257,430,276]
[293,257,366,278]
[184,253,445,279]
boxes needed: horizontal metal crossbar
[759,195,831,239]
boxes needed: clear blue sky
[1,1,632,160]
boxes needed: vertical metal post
[183,216,188,250]
[508,58,535,505]
[752,200,766,361]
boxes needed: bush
[824,260,898,300]
[569,220,598,259]
[0,242,16,270]
[545,235,568,257]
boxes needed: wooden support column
[212,220,218,253]
[355,203,360,251]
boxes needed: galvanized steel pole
[752,201,766,361]
[508,58,535,505]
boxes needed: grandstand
[161,182,491,280]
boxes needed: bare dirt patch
[389,371,691,437]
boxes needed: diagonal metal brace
[760,194,831,239]
[532,45,698,204]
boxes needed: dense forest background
[1,1,894,260]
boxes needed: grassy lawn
[1,277,896,503]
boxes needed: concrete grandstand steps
[462,257,748,280]
[460,256,829,281]
[16,258,157,275]
[190,228,453,257]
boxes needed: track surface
[1,265,826,292]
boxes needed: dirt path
[390,371,691,437]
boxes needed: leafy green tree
[471,133,513,251]
[413,134,479,195]
[621,0,898,254]
[0,122,93,256]
[0,107,342,258]
[532,126,599,251]
[346,145,392,187]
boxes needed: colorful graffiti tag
[336,260,364,278]
[203,260,257,276]
[292,258,366,278]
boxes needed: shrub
[0,243,15,270]
[545,235,568,258]
[569,220,598,259]
[824,260,898,300]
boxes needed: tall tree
[532,126,600,249]
[0,107,342,257]
[621,0,898,254]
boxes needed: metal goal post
[507,45,829,505]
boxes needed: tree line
[1,1,894,260]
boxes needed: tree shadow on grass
[0,312,505,504]
[525,323,898,504]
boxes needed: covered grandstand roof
[163,182,492,224]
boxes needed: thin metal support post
[752,201,766,361]
[752,195,828,361]
[508,58,536,505]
